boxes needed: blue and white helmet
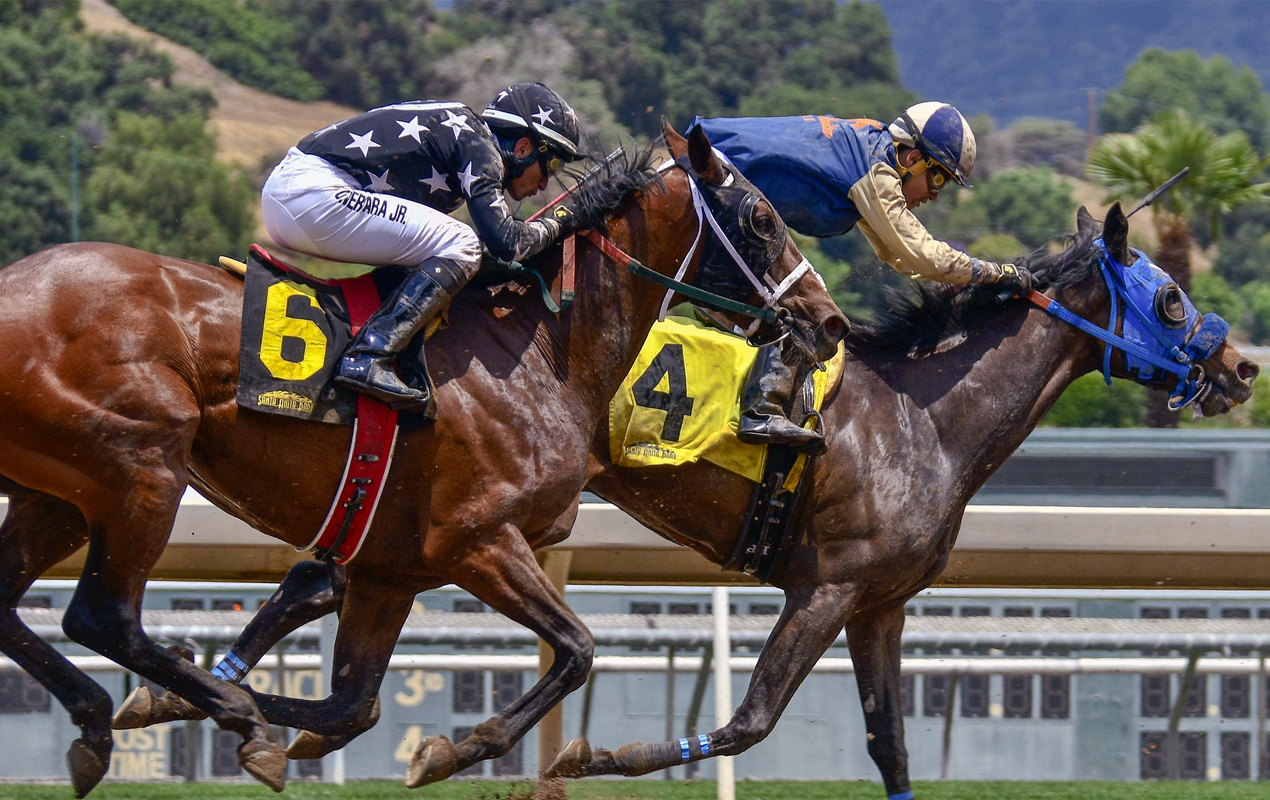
[888,101,977,187]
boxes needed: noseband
[1025,239,1230,410]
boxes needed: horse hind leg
[548,582,857,780]
[61,461,287,791]
[0,487,113,797]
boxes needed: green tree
[1243,281,1270,344]
[1089,109,1270,425]
[1041,373,1146,427]
[0,0,214,262]
[569,0,909,136]
[88,113,255,263]
[1099,48,1270,153]
[1089,109,1270,294]
[1004,117,1087,177]
[1214,220,1270,286]
[925,166,1076,250]
[1188,272,1245,337]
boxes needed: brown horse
[0,122,847,796]
[119,204,1257,796]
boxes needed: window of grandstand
[494,671,522,711]
[0,672,50,713]
[18,595,50,608]
[1039,607,1071,719]
[453,671,483,714]
[211,729,242,776]
[171,598,205,611]
[959,606,990,718]
[922,606,953,718]
[1221,732,1250,780]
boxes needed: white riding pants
[261,148,482,272]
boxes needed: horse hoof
[405,735,458,788]
[287,729,334,760]
[66,738,109,798]
[113,686,206,729]
[545,738,592,778]
[239,737,287,792]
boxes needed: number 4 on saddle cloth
[232,244,437,564]
[610,315,846,581]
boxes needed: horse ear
[687,124,727,185]
[1076,205,1099,238]
[1103,202,1131,264]
[663,117,688,159]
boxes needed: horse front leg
[114,560,346,730]
[407,521,594,788]
[548,581,857,778]
[245,568,414,745]
[846,599,913,800]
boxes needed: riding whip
[1125,167,1189,218]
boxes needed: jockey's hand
[987,262,1035,297]
[547,204,579,237]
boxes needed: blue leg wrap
[210,651,249,683]
[698,734,711,755]
[678,738,691,762]
[888,791,914,800]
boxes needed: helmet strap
[496,134,537,180]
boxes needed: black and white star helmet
[482,83,584,166]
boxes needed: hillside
[79,0,356,170]
[877,0,1270,132]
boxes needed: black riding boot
[736,343,825,453]
[335,269,450,416]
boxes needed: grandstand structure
[3,429,1270,784]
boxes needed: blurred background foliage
[4,0,1270,426]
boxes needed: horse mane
[564,142,666,232]
[845,229,1101,359]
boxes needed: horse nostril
[1237,359,1260,384]
[823,316,848,343]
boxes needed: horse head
[662,119,846,364]
[1035,203,1258,416]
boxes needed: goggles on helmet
[538,143,565,177]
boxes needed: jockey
[261,82,586,416]
[690,102,1036,451]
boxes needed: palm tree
[1088,108,1270,426]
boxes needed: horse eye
[739,195,776,242]
[1154,284,1188,329]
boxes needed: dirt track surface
[80,0,358,169]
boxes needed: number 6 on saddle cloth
[234,244,435,563]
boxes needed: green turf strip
[2,782,1270,800]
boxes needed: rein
[1024,242,1229,410]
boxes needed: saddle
[609,315,844,582]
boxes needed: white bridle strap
[652,157,814,320]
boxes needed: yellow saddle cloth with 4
[609,316,844,484]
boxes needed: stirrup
[336,358,435,417]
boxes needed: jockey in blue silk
[261,83,586,416]
[690,102,1035,451]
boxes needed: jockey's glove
[981,262,1035,297]
[548,204,580,237]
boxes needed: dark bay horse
[119,204,1257,796]
[0,122,846,796]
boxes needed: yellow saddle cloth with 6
[609,316,844,483]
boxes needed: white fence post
[713,586,734,800]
